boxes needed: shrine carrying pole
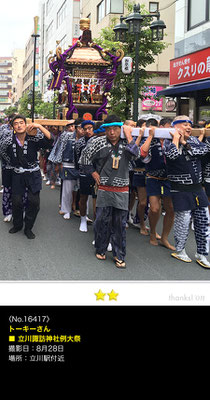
[26,119,210,138]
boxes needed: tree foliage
[3,105,18,117]
[94,0,168,120]
[18,91,57,119]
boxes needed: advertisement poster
[170,47,210,86]
[142,86,164,111]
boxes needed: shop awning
[158,79,210,97]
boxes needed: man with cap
[74,120,96,232]
[79,114,140,268]
[164,115,210,268]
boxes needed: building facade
[11,49,25,106]
[81,0,176,119]
[158,0,210,123]
[39,0,81,99]
[0,57,12,117]
[22,26,41,97]
[175,0,210,58]
[81,0,124,37]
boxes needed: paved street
[0,182,210,281]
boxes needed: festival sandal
[195,253,210,269]
[171,250,192,263]
[114,258,126,269]
[96,253,106,261]
[73,210,80,217]
[196,259,210,269]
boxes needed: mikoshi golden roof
[66,46,110,66]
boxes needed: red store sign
[170,47,210,86]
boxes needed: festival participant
[197,119,206,128]
[124,119,137,226]
[74,120,96,232]
[131,118,149,235]
[0,115,29,223]
[48,120,75,206]
[48,120,79,219]
[159,117,173,128]
[75,118,85,141]
[73,118,85,216]
[0,115,15,221]
[0,115,53,239]
[159,118,173,217]
[45,125,61,189]
[79,114,140,268]
[164,115,210,268]
[201,121,210,212]
[140,118,175,250]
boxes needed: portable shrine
[48,18,124,121]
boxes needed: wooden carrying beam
[26,119,210,138]
[26,119,73,127]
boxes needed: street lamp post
[113,3,166,122]
[31,16,40,122]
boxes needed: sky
[0,0,41,57]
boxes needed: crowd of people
[0,112,209,270]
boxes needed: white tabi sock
[107,243,112,251]
[63,213,70,220]
[3,214,12,222]
[79,215,88,232]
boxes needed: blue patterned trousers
[2,186,28,216]
[174,207,209,255]
[94,206,128,261]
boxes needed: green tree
[36,101,56,119]
[18,90,57,119]
[3,105,18,117]
[19,91,42,118]
[94,0,168,120]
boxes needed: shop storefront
[158,47,210,123]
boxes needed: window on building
[46,21,53,42]
[45,55,50,72]
[59,35,67,50]
[0,83,8,88]
[46,0,53,16]
[97,0,105,23]
[0,61,10,67]
[0,90,9,96]
[108,0,124,14]
[57,0,67,28]
[97,0,124,23]
[149,2,159,13]
[0,75,8,81]
[188,0,210,30]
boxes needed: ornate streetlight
[113,16,128,42]
[113,3,166,121]
[150,17,166,41]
